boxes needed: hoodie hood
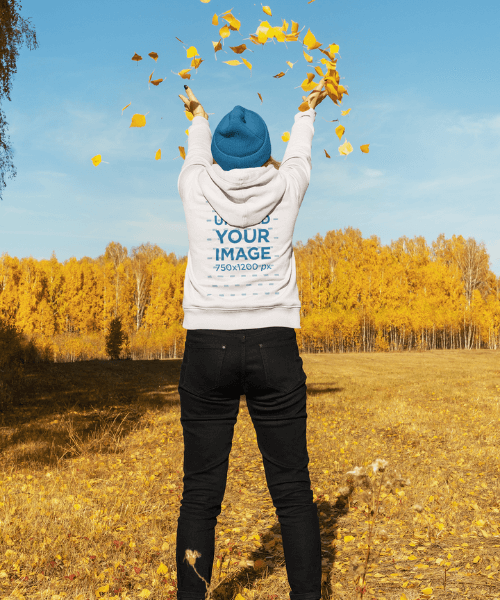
[198,163,287,229]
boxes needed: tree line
[0,228,499,363]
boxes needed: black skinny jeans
[176,326,321,600]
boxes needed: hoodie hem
[182,307,301,330]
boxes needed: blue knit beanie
[211,105,271,171]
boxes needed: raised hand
[178,85,208,120]
[304,78,328,110]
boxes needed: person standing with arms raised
[175,78,328,600]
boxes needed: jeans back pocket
[180,342,227,396]
[258,339,307,394]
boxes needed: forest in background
[1,226,499,363]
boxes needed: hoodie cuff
[294,108,316,122]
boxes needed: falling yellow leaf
[219,24,230,38]
[212,13,218,25]
[314,66,324,77]
[222,12,241,30]
[341,108,351,116]
[308,0,316,3]
[185,111,194,121]
[91,155,102,167]
[281,131,290,142]
[230,44,247,54]
[148,52,158,61]
[258,92,263,102]
[179,146,186,160]
[155,149,161,160]
[291,21,299,33]
[224,60,241,66]
[281,19,289,32]
[273,71,285,78]
[150,78,163,86]
[185,129,189,135]
[191,57,203,69]
[131,53,142,63]
[213,39,222,54]
[303,50,313,63]
[186,46,198,58]
[130,114,146,128]
[335,124,345,140]
[177,69,192,79]
[286,61,296,68]
[121,103,131,113]
[324,149,331,158]
[298,101,310,111]
[242,57,252,70]
[175,37,184,43]
[303,28,322,50]
[148,70,155,83]
[338,140,353,155]
[360,144,370,153]
[262,5,272,16]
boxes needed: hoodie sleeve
[178,115,213,201]
[279,108,316,205]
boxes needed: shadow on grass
[210,496,350,600]
[0,359,184,468]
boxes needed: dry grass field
[1,349,500,600]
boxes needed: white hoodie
[178,108,316,330]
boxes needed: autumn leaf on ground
[148,52,158,61]
[131,53,142,63]
[230,44,247,54]
[303,29,322,50]
[262,5,272,16]
[186,46,198,58]
[258,92,263,102]
[179,146,186,160]
[219,25,230,38]
[338,140,353,155]
[121,103,131,114]
[241,57,252,70]
[324,149,331,158]
[155,149,161,160]
[91,155,102,166]
[130,114,147,128]
[273,71,285,78]
[341,108,351,116]
[360,144,370,153]
[335,124,345,140]
[281,132,290,142]
[224,60,242,66]
[212,13,218,25]
[303,51,313,63]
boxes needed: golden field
[1,349,500,600]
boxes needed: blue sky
[1,0,499,276]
